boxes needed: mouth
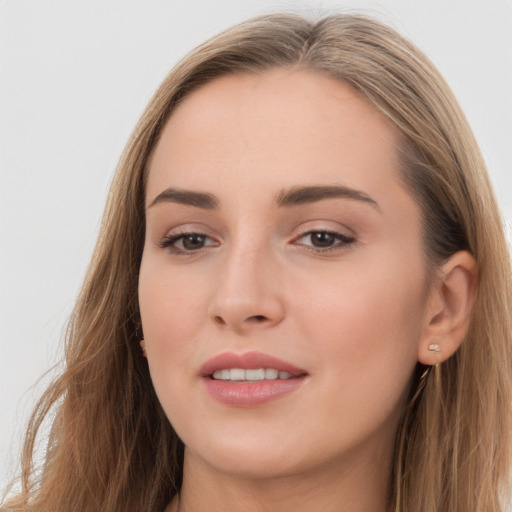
[200,351,308,407]
[210,368,298,381]
[200,350,308,379]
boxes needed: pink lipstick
[200,351,308,407]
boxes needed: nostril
[214,316,226,326]
[250,315,267,322]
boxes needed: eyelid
[158,223,217,242]
[293,220,354,239]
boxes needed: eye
[295,230,355,252]
[158,232,218,254]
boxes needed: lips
[200,351,307,377]
[200,351,308,407]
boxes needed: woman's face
[139,69,431,479]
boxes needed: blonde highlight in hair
[4,13,511,512]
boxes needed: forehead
[147,68,406,207]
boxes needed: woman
[3,12,511,512]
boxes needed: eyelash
[296,230,356,254]
[158,229,356,256]
[158,231,216,255]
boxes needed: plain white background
[1,0,511,491]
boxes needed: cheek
[138,259,211,411]
[138,272,211,444]
[292,256,426,405]
[139,258,207,345]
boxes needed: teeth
[246,368,265,380]
[211,368,295,381]
[230,368,245,381]
[265,368,279,379]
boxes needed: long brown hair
[4,13,512,512]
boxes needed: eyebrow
[274,185,380,210]
[148,184,380,211]
[149,188,219,209]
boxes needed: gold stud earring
[428,343,440,352]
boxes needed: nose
[207,243,285,334]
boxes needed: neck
[172,443,392,512]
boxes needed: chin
[182,427,310,480]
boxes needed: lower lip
[203,377,306,407]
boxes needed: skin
[138,68,476,512]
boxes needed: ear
[418,251,478,365]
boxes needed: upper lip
[200,351,308,377]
